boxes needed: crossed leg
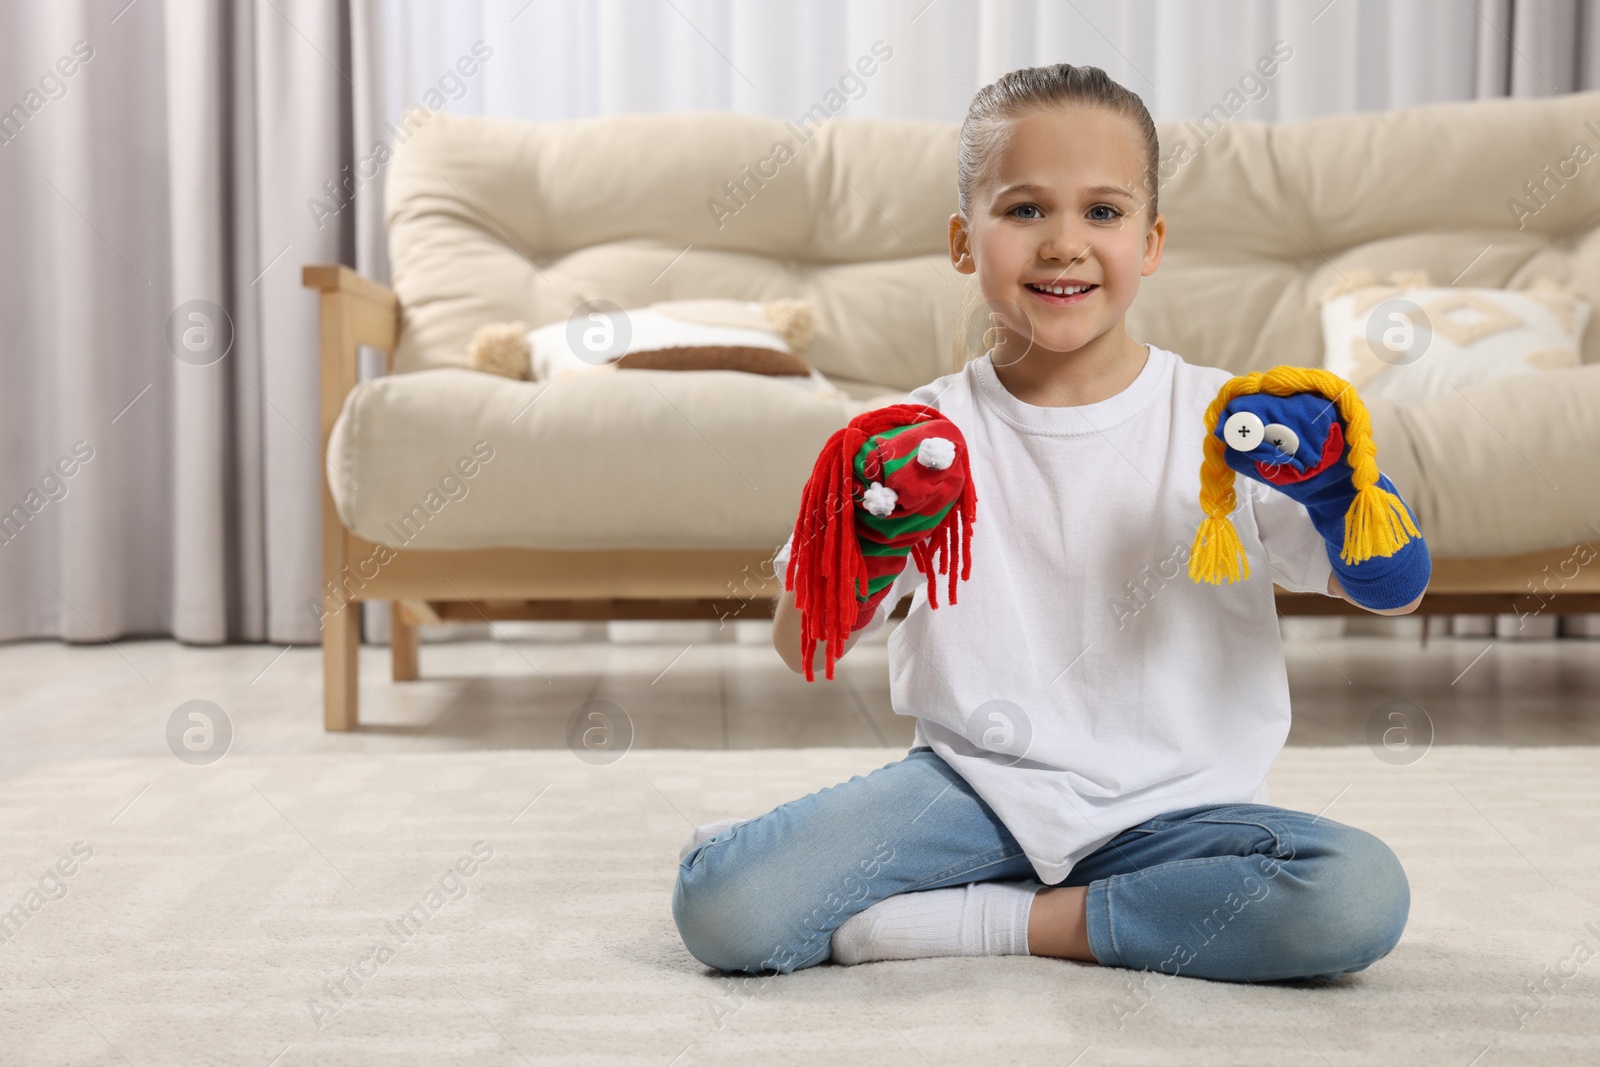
[673,748,1408,983]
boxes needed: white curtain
[3,0,1596,652]
[377,0,1487,126]
[0,0,374,648]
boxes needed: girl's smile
[1022,280,1099,307]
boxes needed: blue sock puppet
[1189,366,1431,611]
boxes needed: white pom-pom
[916,436,955,470]
[861,480,898,517]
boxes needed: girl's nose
[1036,223,1089,265]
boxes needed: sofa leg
[325,602,360,731]
[392,600,420,681]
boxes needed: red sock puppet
[783,403,977,681]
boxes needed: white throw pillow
[527,299,845,400]
[1319,273,1590,403]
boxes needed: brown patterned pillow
[467,298,816,382]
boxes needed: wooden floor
[2,618,1596,786]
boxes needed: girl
[672,63,1426,984]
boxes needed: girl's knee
[1339,828,1409,964]
[672,856,828,974]
[673,861,758,972]
[1286,825,1409,978]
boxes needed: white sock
[830,879,1043,965]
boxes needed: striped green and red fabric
[784,403,977,682]
[851,421,964,616]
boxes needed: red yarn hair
[783,403,977,681]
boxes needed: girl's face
[949,105,1165,360]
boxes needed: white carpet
[1,745,1597,1066]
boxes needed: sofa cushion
[386,112,968,392]
[326,368,899,551]
[328,358,1600,559]
[1365,361,1600,559]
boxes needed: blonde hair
[951,63,1160,372]
[1188,366,1420,585]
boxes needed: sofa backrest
[385,92,1600,389]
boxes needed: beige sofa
[305,92,1600,730]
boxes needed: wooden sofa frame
[306,264,1600,730]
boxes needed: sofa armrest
[301,264,399,448]
[303,263,396,311]
[302,264,400,732]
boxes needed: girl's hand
[785,401,975,682]
[848,429,964,632]
[1211,388,1430,611]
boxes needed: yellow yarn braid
[1187,366,1420,585]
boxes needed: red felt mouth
[1255,421,1344,485]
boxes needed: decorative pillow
[466,297,843,399]
[1318,270,1591,403]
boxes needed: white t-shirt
[772,344,1335,885]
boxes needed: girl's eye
[1088,204,1123,222]
[1009,203,1043,220]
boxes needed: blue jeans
[673,746,1408,983]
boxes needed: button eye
[1222,411,1264,452]
[1262,423,1299,458]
